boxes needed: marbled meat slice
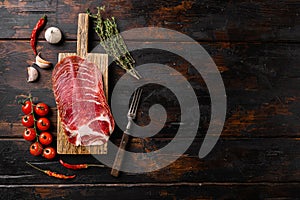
[52,56,114,146]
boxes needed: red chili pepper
[59,159,105,170]
[30,15,47,55]
[26,162,75,179]
[45,170,76,179]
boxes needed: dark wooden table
[0,0,299,199]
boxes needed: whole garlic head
[45,27,62,44]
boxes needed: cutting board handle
[77,13,89,57]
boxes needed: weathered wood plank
[1,41,300,138]
[0,0,298,198]
[2,94,300,139]
[0,138,298,184]
[0,183,300,200]
[0,0,299,41]
[1,40,299,92]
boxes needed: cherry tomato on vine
[22,114,34,128]
[39,132,53,146]
[34,103,49,116]
[42,147,56,160]
[29,142,43,156]
[37,118,50,131]
[22,100,33,115]
[23,128,36,141]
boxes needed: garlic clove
[35,53,52,69]
[45,27,62,44]
[27,65,39,82]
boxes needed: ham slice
[52,56,114,146]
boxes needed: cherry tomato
[37,118,50,131]
[34,103,49,116]
[39,132,53,146]
[22,100,32,115]
[22,114,34,128]
[23,128,36,141]
[29,142,43,156]
[42,147,56,160]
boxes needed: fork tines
[128,88,143,118]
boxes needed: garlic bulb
[45,27,62,44]
[27,65,39,82]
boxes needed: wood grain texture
[1,183,300,199]
[76,13,89,57]
[1,41,300,138]
[111,133,130,177]
[0,0,299,198]
[0,138,299,184]
[0,0,299,42]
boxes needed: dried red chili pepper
[45,170,75,179]
[59,159,105,170]
[30,15,47,55]
[26,162,75,179]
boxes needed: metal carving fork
[111,88,143,177]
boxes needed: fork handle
[111,132,130,177]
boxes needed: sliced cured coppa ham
[52,56,114,146]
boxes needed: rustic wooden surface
[0,0,299,199]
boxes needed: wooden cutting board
[57,13,109,154]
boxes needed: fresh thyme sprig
[87,6,141,79]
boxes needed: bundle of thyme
[87,6,141,79]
